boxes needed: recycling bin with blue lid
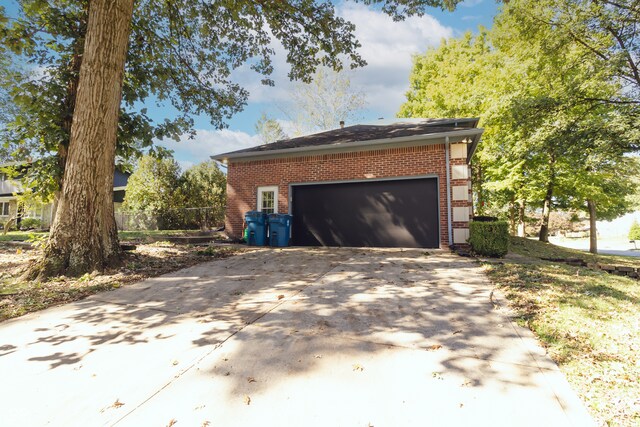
[268,214,292,247]
[244,211,268,246]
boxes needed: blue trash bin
[268,214,292,247]
[245,211,268,246]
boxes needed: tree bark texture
[35,0,134,277]
[539,155,556,243]
[588,199,598,254]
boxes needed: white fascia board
[212,128,484,163]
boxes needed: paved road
[0,248,593,426]
[549,237,640,257]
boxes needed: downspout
[445,136,452,247]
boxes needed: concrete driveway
[0,248,593,426]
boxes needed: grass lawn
[0,231,48,242]
[0,229,223,243]
[484,237,640,426]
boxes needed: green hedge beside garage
[468,221,509,257]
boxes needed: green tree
[491,0,639,244]
[499,0,640,106]
[123,155,183,214]
[182,160,226,227]
[400,1,639,249]
[255,113,287,144]
[2,0,462,277]
[629,219,640,241]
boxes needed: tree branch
[605,25,640,87]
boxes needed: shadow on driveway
[0,247,593,426]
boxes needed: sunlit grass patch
[485,237,640,426]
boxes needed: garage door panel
[291,178,439,248]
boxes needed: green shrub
[629,219,640,241]
[468,220,509,257]
[20,218,43,230]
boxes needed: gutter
[212,128,483,163]
[445,136,452,247]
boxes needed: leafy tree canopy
[122,155,183,213]
[182,160,227,224]
[0,0,460,183]
[629,219,640,241]
[399,0,640,241]
[497,0,640,105]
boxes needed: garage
[214,118,483,247]
[290,177,440,248]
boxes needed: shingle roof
[215,118,480,159]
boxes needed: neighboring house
[0,162,130,229]
[212,118,483,248]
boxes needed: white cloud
[340,2,453,113]
[229,2,454,120]
[176,159,195,172]
[157,129,262,162]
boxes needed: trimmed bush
[20,218,43,230]
[468,220,509,257]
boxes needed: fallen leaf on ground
[429,344,442,351]
[167,419,177,427]
[352,364,364,372]
[201,421,210,427]
[243,395,251,405]
[277,294,285,300]
[247,377,256,383]
[172,360,179,366]
[111,399,124,408]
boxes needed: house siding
[225,143,473,247]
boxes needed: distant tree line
[122,157,226,230]
[399,0,640,253]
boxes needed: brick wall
[225,143,472,247]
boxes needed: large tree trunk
[517,199,526,237]
[52,4,89,224]
[539,188,553,243]
[30,0,134,278]
[587,199,598,254]
[539,155,556,243]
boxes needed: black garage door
[291,177,440,248]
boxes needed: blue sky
[2,0,499,170]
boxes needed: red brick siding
[225,143,471,247]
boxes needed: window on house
[257,186,278,214]
[0,202,10,217]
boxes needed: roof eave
[212,128,484,163]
